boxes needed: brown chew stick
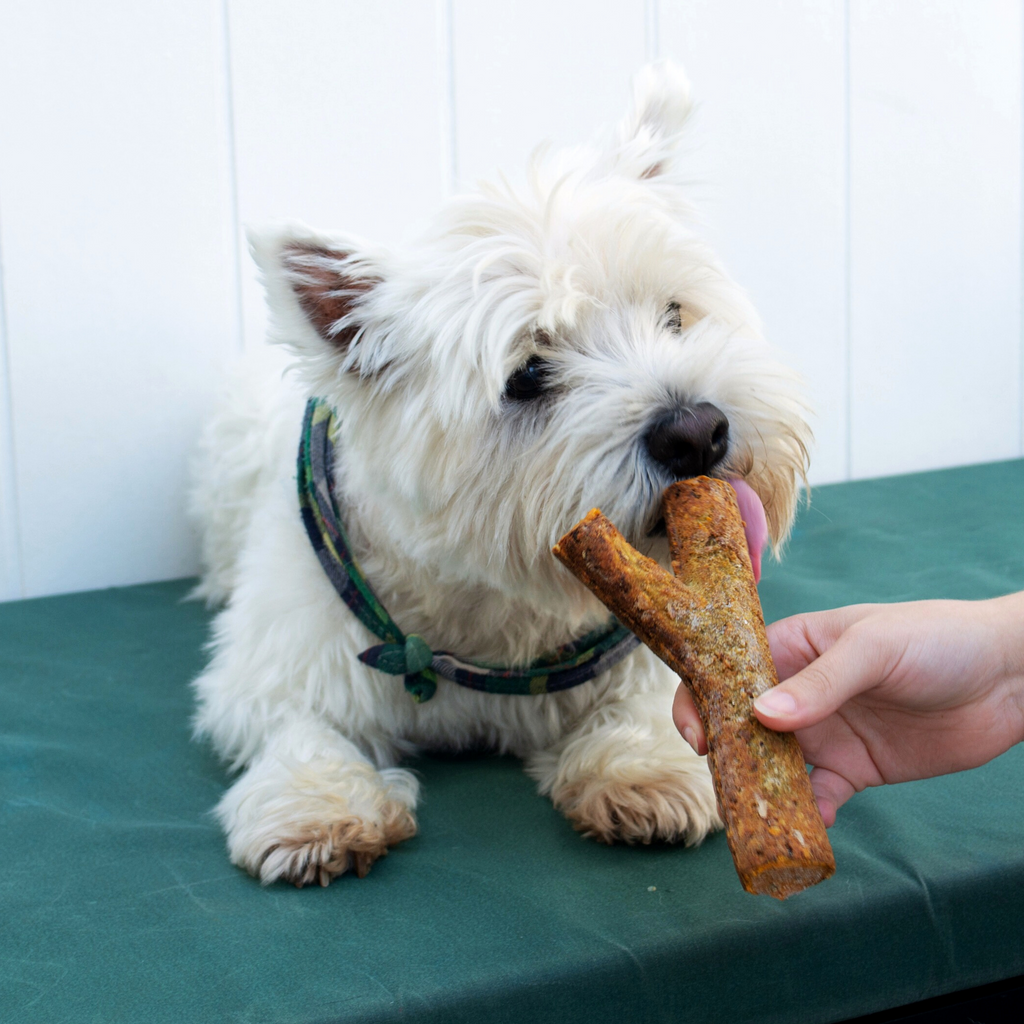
[552,477,834,899]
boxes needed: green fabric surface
[2,459,1023,1024]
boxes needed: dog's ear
[611,60,693,180]
[249,224,385,369]
[278,242,377,352]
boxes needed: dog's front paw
[555,769,720,846]
[218,759,418,886]
[541,750,721,846]
[256,801,416,886]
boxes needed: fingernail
[754,689,797,717]
[682,727,698,753]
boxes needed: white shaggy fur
[190,62,812,885]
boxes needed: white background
[1,0,1021,601]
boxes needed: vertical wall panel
[453,0,647,187]
[228,0,448,350]
[849,0,1022,479]
[0,223,21,600]
[0,1,239,597]
[660,0,849,485]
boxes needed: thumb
[753,624,891,731]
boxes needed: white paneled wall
[227,0,450,350]
[661,0,849,482]
[453,0,648,185]
[848,0,1022,478]
[0,0,1021,600]
[0,0,240,600]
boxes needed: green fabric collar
[297,398,640,702]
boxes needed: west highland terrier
[190,61,811,886]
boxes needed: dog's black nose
[644,403,730,478]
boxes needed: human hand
[673,593,1024,825]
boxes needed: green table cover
[2,460,1023,1024]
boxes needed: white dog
[190,62,811,887]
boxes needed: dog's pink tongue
[728,479,768,583]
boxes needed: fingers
[672,682,707,755]
[756,618,894,732]
[681,604,884,748]
[766,604,877,681]
[808,767,857,827]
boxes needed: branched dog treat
[553,477,834,899]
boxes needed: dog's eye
[504,356,551,401]
[665,302,683,333]
[664,302,701,334]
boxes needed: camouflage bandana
[297,398,640,702]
